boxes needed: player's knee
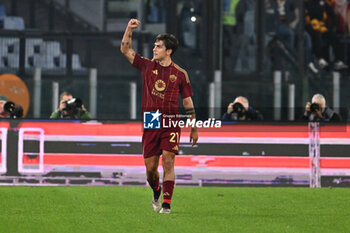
[146,164,158,174]
[144,156,159,173]
[162,156,174,171]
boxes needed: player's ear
[166,49,172,56]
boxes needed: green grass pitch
[1,186,350,233]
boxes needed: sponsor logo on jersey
[151,89,165,99]
[155,80,166,92]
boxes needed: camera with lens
[231,102,246,120]
[4,101,23,118]
[310,103,321,113]
[61,98,83,119]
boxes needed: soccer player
[120,19,198,214]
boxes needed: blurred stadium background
[0,0,350,187]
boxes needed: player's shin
[162,180,175,206]
[147,171,160,193]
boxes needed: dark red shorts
[142,127,181,158]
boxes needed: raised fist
[128,19,140,29]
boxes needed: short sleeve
[180,71,193,99]
[132,53,152,72]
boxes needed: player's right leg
[142,130,162,212]
[144,155,162,212]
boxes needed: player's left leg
[160,150,175,214]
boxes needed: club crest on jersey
[155,80,166,92]
[152,70,158,75]
[169,74,177,82]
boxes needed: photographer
[302,94,341,122]
[0,95,23,118]
[50,92,91,120]
[222,96,263,121]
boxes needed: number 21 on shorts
[169,132,179,143]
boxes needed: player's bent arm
[120,19,139,64]
[121,47,136,64]
[120,27,136,64]
[183,97,198,146]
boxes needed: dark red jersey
[132,53,193,114]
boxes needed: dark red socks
[162,180,175,204]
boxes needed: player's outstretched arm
[183,97,198,146]
[120,19,140,64]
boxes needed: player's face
[153,40,170,61]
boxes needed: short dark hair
[156,33,179,56]
[60,91,72,100]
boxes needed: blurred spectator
[302,93,341,122]
[222,96,263,121]
[269,0,300,50]
[146,0,166,23]
[265,0,317,73]
[304,0,348,70]
[236,0,255,72]
[327,0,347,34]
[304,31,319,73]
[222,0,247,70]
[179,2,198,50]
[50,91,91,120]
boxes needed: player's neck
[157,57,172,67]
